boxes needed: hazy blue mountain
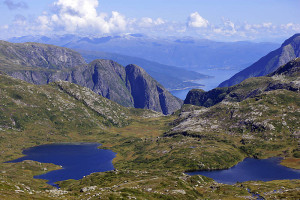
[219,34,300,87]
[9,34,279,71]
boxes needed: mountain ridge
[0,41,182,114]
[8,34,279,72]
[219,34,300,87]
[185,57,300,108]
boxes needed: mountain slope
[0,71,162,131]
[169,59,300,154]
[0,41,182,114]
[185,58,300,107]
[219,34,300,87]
[78,50,208,90]
[0,72,124,131]
[0,40,86,72]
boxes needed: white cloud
[154,18,165,25]
[262,22,272,28]
[1,1,300,42]
[280,23,300,31]
[37,15,51,31]
[212,19,237,36]
[187,12,209,28]
[37,0,127,34]
[137,17,165,28]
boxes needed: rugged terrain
[0,57,299,199]
[220,33,300,87]
[0,41,182,114]
[185,58,300,107]
[174,58,300,162]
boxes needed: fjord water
[171,68,240,100]
[8,143,116,187]
[187,157,300,184]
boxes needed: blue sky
[0,0,299,42]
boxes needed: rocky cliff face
[125,64,183,114]
[60,60,135,108]
[185,58,300,107]
[0,41,182,114]
[219,34,300,87]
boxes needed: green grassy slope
[0,58,299,199]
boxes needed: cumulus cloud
[213,19,237,36]
[187,12,209,28]
[1,1,300,42]
[4,0,28,10]
[37,0,127,34]
[138,17,165,28]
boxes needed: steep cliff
[125,64,183,114]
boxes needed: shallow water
[7,143,116,187]
[186,157,300,184]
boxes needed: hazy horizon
[0,0,299,43]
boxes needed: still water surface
[171,68,240,100]
[8,144,300,187]
[187,157,300,184]
[8,143,116,187]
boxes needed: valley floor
[0,115,299,200]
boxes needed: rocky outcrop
[185,58,300,107]
[268,57,300,77]
[219,34,300,87]
[169,58,300,137]
[125,64,183,114]
[0,41,182,114]
[184,88,229,107]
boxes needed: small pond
[7,143,116,187]
[186,157,300,184]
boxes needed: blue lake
[186,157,300,184]
[7,143,116,187]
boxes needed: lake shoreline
[186,157,300,185]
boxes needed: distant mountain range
[219,33,300,87]
[8,34,279,70]
[0,40,182,114]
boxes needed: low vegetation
[0,58,299,199]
